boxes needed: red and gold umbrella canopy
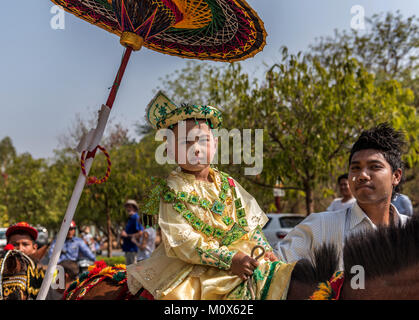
[51,0,266,61]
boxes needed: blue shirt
[122,212,143,252]
[392,194,413,217]
[48,236,96,263]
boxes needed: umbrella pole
[37,47,133,300]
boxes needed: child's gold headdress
[146,91,223,130]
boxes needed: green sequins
[221,223,248,246]
[188,194,200,205]
[177,191,189,201]
[238,217,248,227]
[211,200,226,216]
[200,199,211,209]
[161,169,249,246]
[173,202,186,213]
[196,247,236,270]
[222,215,234,226]
[250,226,272,251]
[202,224,214,237]
[163,191,176,202]
[236,208,246,218]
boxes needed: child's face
[171,120,217,172]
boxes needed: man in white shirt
[327,174,356,212]
[276,123,409,269]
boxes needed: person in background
[391,193,414,216]
[131,226,157,262]
[48,220,96,263]
[81,226,93,248]
[121,199,143,265]
[93,236,102,255]
[327,173,356,211]
[6,222,39,259]
[276,123,410,269]
[5,222,45,299]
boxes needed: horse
[287,215,419,299]
[0,249,45,300]
[3,217,419,300]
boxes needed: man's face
[124,204,136,215]
[67,227,76,239]
[171,120,217,172]
[338,178,352,198]
[8,234,38,257]
[348,149,402,205]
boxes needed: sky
[1,0,418,159]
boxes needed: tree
[309,11,419,108]
[0,137,16,225]
[308,11,419,211]
[158,51,419,214]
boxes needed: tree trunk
[107,207,112,258]
[304,185,315,215]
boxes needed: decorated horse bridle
[0,250,41,300]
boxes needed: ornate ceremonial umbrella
[38,0,266,299]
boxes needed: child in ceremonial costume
[126,92,296,300]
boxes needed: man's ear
[393,168,402,186]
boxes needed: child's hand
[230,252,259,281]
[264,251,279,262]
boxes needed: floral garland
[309,271,344,300]
[64,261,128,300]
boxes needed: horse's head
[0,249,42,300]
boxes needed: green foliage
[158,15,419,214]
[0,122,172,233]
[96,255,126,266]
[309,11,419,108]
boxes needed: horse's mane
[291,216,419,284]
[343,216,419,279]
[291,244,340,284]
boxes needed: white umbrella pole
[36,47,133,300]
[36,105,111,300]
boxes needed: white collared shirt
[275,202,409,269]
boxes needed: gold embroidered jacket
[127,168,272,299]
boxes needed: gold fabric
[127,168,294,300]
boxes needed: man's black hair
[7,230,36,243]
[337,173,348,184]
[349,122,406,197]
